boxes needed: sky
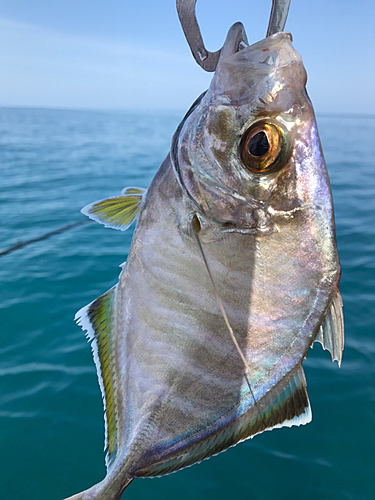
[1,0,374,114]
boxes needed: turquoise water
[1,107,374,500]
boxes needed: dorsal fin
[314,290,344,366]
[75,286,119,468]
[82,187,146,231]
[139,365,311,477]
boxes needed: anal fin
[314,290,344,366]
[140,366,311,477]
[82,186,146,231]
[75,286,119,469]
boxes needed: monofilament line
[191,215,266,426]
[0,219,89,257]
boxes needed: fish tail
[64,477,133,500]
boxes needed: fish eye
[240,120,288,174]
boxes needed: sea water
[0,107,374,500]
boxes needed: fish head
[174,23,334,236]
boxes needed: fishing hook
[176,0,291,72]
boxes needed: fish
[65,20,343,500]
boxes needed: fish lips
[211,28,305,105]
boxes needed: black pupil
[248,131,269,157]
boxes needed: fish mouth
[236,31,299,71]
[217,22,297,68]
[210,26,303,101]
[240,31,294,62]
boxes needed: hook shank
[176,0,220,72]
[267,0,291,36]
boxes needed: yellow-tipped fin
[82,187,146,231]
[75,286,119,468]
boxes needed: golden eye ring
[240,120,288,174]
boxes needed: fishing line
[0,219,89,257]
[191,215,267,428]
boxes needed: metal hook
[176,0,220,72]
[266,0,291,36]
[176,0,291,72]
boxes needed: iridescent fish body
[66,24,343,500]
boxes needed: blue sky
[1,0,374,113]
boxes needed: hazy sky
[1,0,374,113]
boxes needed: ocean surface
[0,107,374,500]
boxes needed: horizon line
[1,104,375,120]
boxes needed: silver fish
[66,14,343,500]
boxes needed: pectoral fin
[82,187,146,231]
[314,290,344,366]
